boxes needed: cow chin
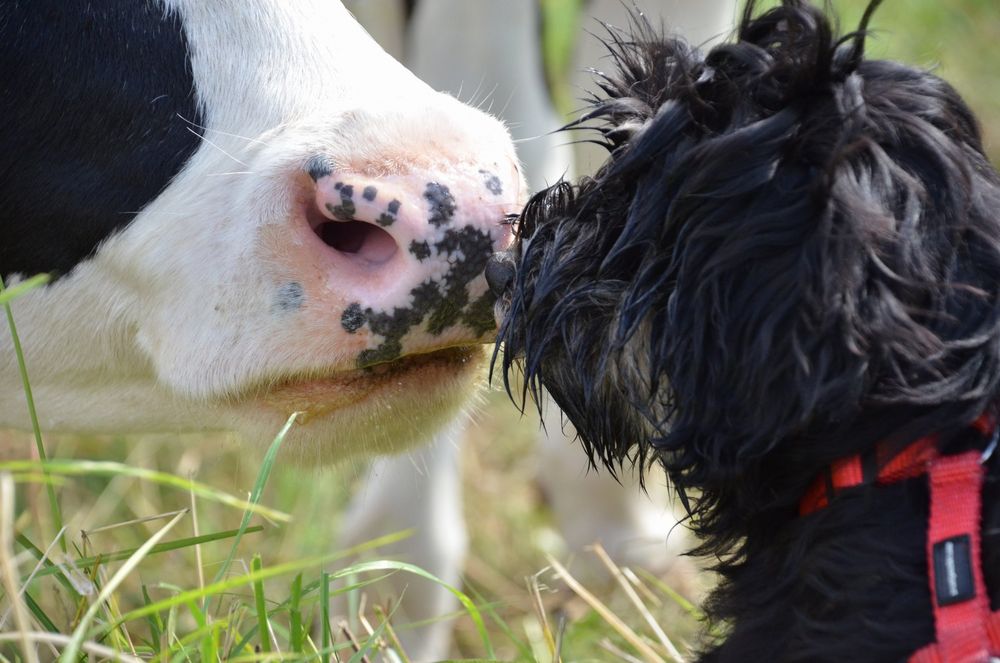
[224,345,486,463]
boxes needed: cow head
[0,0,522,460]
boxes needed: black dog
[488,1,1000,661]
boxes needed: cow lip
[353,345,480,377]
[241,345,482,417]
[272,345,476,389]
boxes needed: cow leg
[335,420,467,661]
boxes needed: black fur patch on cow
[305,156,332,182]
[341,302,366,333]
[0,0,204,279]
[462,291,498,337]
[275,281,304,312]
[409,240,431,261]
[328,183,356,221]
[377,199,401,227]
[354,226,495,367]
[479,170,503,196]
[424,182,456,227]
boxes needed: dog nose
[485,252,516,297]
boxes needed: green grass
[0,411,704,661]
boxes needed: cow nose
[485,252,515,297]
[302,166,515,365]
[309,171,503,275]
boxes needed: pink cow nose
[303,159,515,367]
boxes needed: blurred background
[4,1,999,660]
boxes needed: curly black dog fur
[491,1,1000,661]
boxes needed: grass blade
[60,509,188,662]
[206,411,299,615]
[0,460,290,522]
[589,544,685,663]
[251,554,272,654]
[106,555,480,651]
[289,573,304,653]
[0,273,63,552]
[464,581,533,660]
[141,585,163,651]
[227,571,397,659]
[321,571,331,663]
[634,568,704,622]
[0,273,50,305]
[345,559,495,659]
[373,604,410,663]
[1,527,69,629]
[21,591,58,633]
[0,474,40,663]
[21,525,265,580]
[0,632,142,663]
[547,554,665,663]
[347,609,392,663]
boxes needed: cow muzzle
[296,160,516,368]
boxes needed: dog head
[492,0,1000,523]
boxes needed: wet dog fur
[491,1,1000,660]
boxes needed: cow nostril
[316,220,398,264]
[318,220,365,252]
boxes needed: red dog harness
[799,411,1000,663]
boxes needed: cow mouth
[251,345,482,420]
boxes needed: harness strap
[798,434,941,516]
[910,614,1000,663]
[797,411,1000,662]
[799,412,995,517]
[908,452,996,663]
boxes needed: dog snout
[485,251,516,298]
